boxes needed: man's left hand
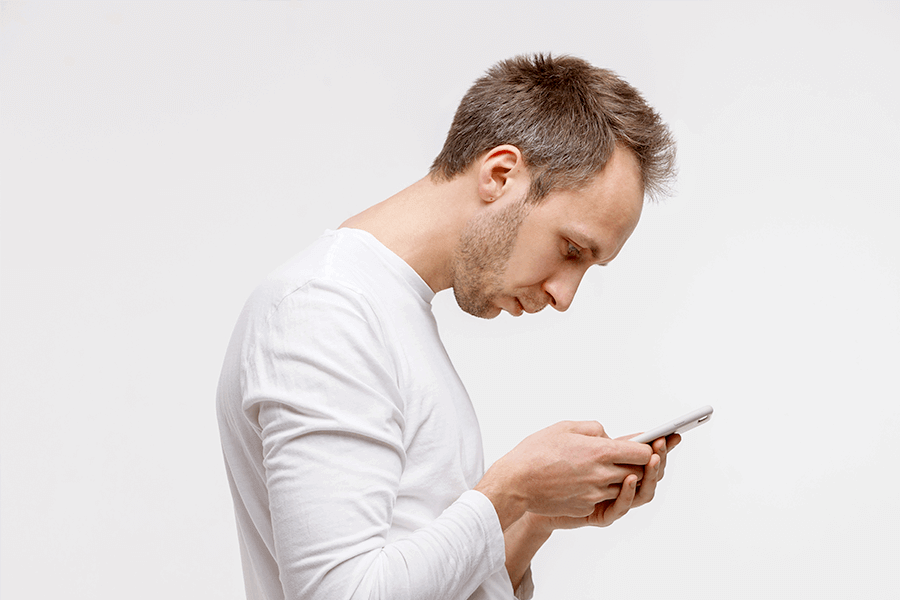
[531,433,680,531]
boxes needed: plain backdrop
[2,2,898,598]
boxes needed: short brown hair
[430,53,677,202]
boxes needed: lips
[513,297,525,316]
[517,297,546,314]
[504,296,545,315]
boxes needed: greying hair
[430,53,677,202]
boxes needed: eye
[565,241,582,259]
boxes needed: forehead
[536,147,644,262]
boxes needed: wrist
[474,468,529,532]
[519,511,556,539]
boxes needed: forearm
[474,467,548,594]
[261,410,506,599]
[503,512,552,593]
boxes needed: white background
[2,2,898,598]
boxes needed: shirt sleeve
[240,279,507,600]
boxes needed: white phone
[630,405,714,444]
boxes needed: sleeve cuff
[466,489,536,600]
[460,489,507,575]
[514,566,535,600]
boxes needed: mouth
[516,298,547,315]
[502,297,544,316]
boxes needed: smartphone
[630,405,714,444]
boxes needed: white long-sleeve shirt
[217,228,531,599]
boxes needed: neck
[340,173,476,292]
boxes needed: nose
[543,267,586,312]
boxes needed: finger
[601,464,645,491]
[665,433,682,452]
[651,436,667,456]
[565,420,610,439]
[651,437,668,481]
[633,453,661,507]
[595,474,637,527]
[658,434,680,481]
[607,439,653,465]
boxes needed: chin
[476,305,503,320]
[453,286,504,319]
[459,301,503,320]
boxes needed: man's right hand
[473,420,653,531]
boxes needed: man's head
[438,54,675,318]
[449,145,645,318]
[430,53,676,204]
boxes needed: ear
[477,145,526,204]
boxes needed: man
[217,53,678,600]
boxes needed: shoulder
[234,231,404,357]
[243,230,376,321]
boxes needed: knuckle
[592,445,612,463]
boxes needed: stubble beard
[450,198,531,319]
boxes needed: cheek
[503,245,560,288]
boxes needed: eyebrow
[566,230,607,265]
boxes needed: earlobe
[477,145,525,204]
